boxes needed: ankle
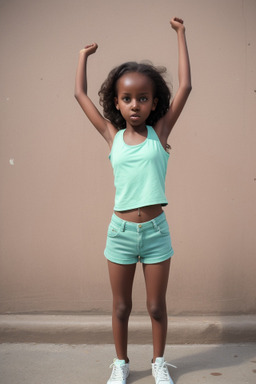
[152,356,164,363]
[116,357,129,364]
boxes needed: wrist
[176,26,186,35]
[79,49,88,58]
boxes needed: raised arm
[156,18,192,138]
[74,43,116,145]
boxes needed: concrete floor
[0,343,256,384]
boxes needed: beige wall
[0,0,255,315]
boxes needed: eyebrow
[120,92,150,96]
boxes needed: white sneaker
[152,357,177,384]
[107,358,130,384]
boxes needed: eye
[140,96,148,102]
[122,96,130,102]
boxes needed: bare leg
[107,260,137,362]
[143,258,171,362]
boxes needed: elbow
[181,83,192,98]
[74,90,82,102]
[185,84,192,98]
[74,87,87,102]
[74,88,80,99]
[187,83,192,94]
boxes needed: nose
[131,99,139,110]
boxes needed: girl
[75,17,191,384]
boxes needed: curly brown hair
[98,61,172,129]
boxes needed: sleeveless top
[109,125,169,211]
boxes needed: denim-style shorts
[104,212,174,265]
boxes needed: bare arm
[156,18,192,139]
[74,43,116,145]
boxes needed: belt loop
[120,221,126,232]
[151,219,158,230]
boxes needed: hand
[80,43,98,55]
[170,17,185,32]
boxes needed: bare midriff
[114,204,163,223]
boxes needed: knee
[113,301,132,321]
[147,301,166,321]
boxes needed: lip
[130,114,140,119]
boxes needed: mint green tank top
[109,125,169,211]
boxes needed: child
[75,17,191,384]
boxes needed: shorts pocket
[158,220,170,236]
[107,224,121,238]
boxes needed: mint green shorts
[104,212,174,265]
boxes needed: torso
[114,204,163,223]
[110,123,167,223]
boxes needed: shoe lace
[155,361,177,381]
[109,360,128,380]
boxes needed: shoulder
[108,125,124,150]
[153,117,171,142]
[105,122,119,148]
[150,121,170,151]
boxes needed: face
[115,72,158,130]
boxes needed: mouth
[130,114,140,120]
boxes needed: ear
[152,97,158,111]
[114,97,120,110]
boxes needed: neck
[125,123,147,133]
